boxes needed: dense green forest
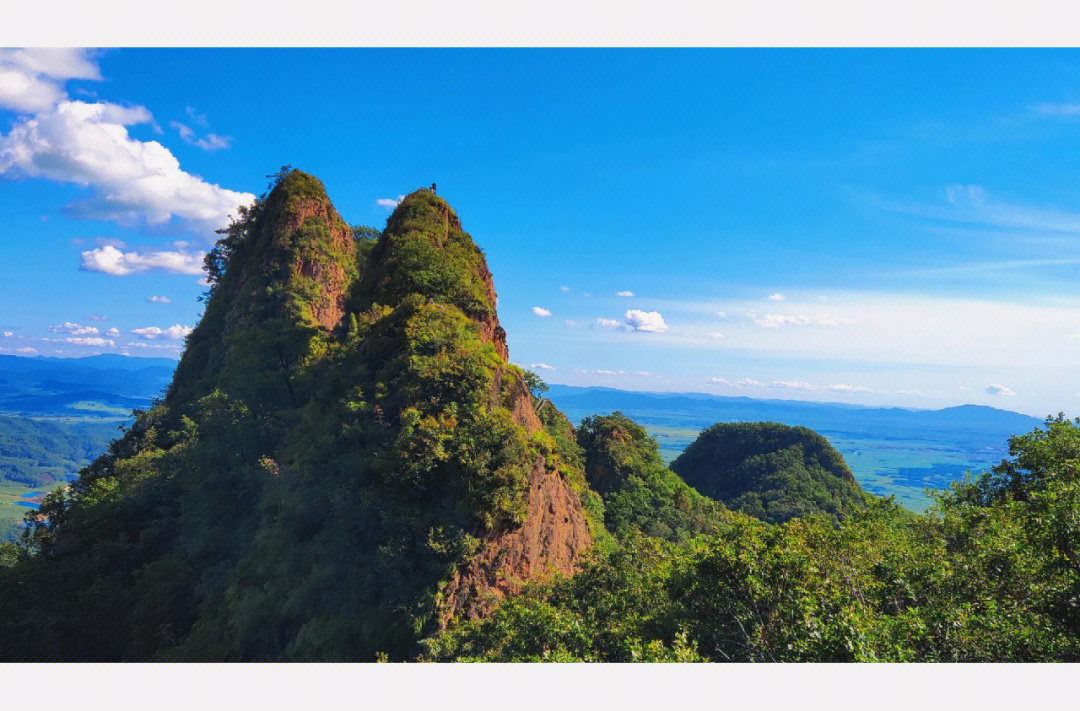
[2,169,1078,662]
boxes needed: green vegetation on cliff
[670,422,867,524]
[3,168,1080,664]
[0,171,590,661]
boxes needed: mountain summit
[0,170,593,660]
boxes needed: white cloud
[770,380,816,390]
[2,331,11,337]
[532,306,552,317]
[49,321,98,335]
[624,309,668,333]
[708,331,724,339]
[751,313,855,329]
[80,244,205,276]
[63,336,114,347]
[15,346,37,355]
[985,384,1016,396]
[594,369,616,375]
[616,290,633,297]
[636,370,649,376]
[829,384,873,394]
[530,362,555,370]
[124,342,182,351]
[169,121,231,151]
[711,376,763,388]
[594,318,621,329]
[105,327,120,337]
[767,293,785,301]
[0,49,100,114]
[87,314,108,321]
[147,295,171,303]
[716,311,727,318]
[560,286,571,292]
[131,324,193,340]
[0,50,253,233]
[376,195,405,210]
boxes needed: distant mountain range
[0,354,175,417]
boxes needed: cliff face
[1,171,593,661]
[366,189,591,626]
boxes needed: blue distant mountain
[544,384,1044,511]
[0,354,175,416]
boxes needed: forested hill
[3,169,1080,663]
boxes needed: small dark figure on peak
[430,182,437,194]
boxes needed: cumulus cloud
[147,295,171,303]
[80,244,205,276]
[376,195,405,210]
[751,313,855,329]
[616,290,633,297]
[105,327,120,337]
[131,324,193,340]
[2,331,11,337]
[0,50,253,233]
[49,321,98,335]
[829,384,873,394]
[0,49,100,113]
[624,309,668,333]
[532,306,552,317]
[985,384,1016,396]
[767,293,785,301]
[169,120,231,151]
[529,362,554,370]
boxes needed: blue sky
[3,49,1080,416]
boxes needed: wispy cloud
[1029,102,1080,118]
[147,295,171,303]
[750,313,855,328]
[829,383,873,394]
[376,195,405,210]
[862,184,1080,235]
[169,120,231,151]
[616,290,633,297]
[985,384,1016,396]
[529,362,554,370]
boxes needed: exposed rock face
[439,456,593,624]
[285,197,354,331]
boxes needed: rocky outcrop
[438,455,593,625]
